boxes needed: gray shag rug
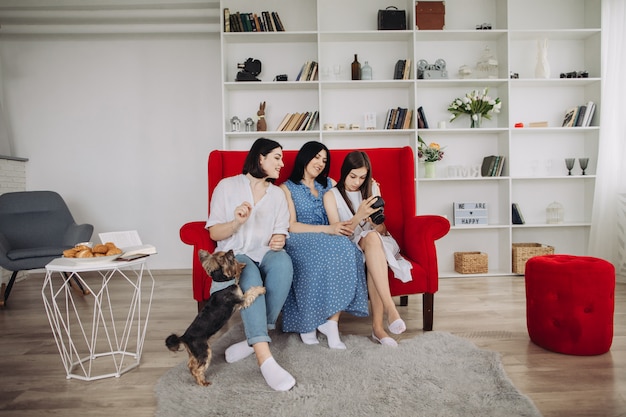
[155,323,542,417]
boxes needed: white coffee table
[42,256,154,381]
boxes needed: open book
[98,230,157,260]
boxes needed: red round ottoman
[525,254,615,355]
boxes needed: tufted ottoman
[525,254,615,355]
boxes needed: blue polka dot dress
[281,178,369,334]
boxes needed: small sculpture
[230,116,241,132]
[244,117,255,132]
[256,101,266,132]
[458,65,472,79]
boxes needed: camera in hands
[370,196,386,225]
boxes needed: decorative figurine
[256,101,266,131]
[230,116,241,132]
[244,117,255,132]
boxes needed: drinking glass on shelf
[530,160,539,177]
[565,158,576,176]
[544,159,553,176]
[320,66,330,81]
[579,158,589,175]
[333,65,342,80]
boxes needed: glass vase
[470,113,482,128]
[424,162,436,178]
[535,38,550,79]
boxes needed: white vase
[424,162,436,178]
[535,38,550,79]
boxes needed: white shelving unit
[219,0,602,277]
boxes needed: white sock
[317,320,346,350]
[260,357,296,391]
[388,318,406,335]
[300,330,319,345]
[225,340,254,363]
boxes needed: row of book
[481,155,506,177]
[224,9,285,33]
[385,107,413,130]
[562,101,596,127]
[393,59,412,80]
[276,111,319,132]
[296,61,318,81]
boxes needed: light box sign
[453,202,488,226]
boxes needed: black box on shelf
[378,6,407,30]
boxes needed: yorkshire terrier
[165,249,266,386]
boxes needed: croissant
[75,249,94,258]
[105,247,122,256]
[92,244,109,254]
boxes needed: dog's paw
[240,286,266,309]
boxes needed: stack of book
[276,111,319,131]
[384,107,413,129]
[224,9,285,32]
[393,59,412,80]
[296,61,318,81]
[561,101,596,127]
[481,155,506,177]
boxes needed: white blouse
[206,174,290,263]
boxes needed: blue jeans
[236,250,293,346]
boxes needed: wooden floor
[0,270,624,417]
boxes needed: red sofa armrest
[402,215,450,285]
[180,221,216,302]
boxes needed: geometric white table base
[42,257,154,381]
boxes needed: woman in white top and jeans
[324,150,410,347]
[206,138,295,391]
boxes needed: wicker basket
[512,243,555,274]
[454,252,488,274]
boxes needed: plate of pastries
[63,242,123,263]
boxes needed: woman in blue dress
[280,141,369,349]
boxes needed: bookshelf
[219,0,602,277]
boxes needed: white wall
[0,32,223,270]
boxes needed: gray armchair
[0,191,93,306]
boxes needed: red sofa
[179,146,450,330]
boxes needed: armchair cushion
[179,146,450,329]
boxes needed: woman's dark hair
[336,151,373,214]
[288,141,330,186]
[242,137,283,180]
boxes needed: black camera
[236,58,262,82]
[370,196,385,225]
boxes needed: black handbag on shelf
[378,6,407,30]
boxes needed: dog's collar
[210,278,237,295]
